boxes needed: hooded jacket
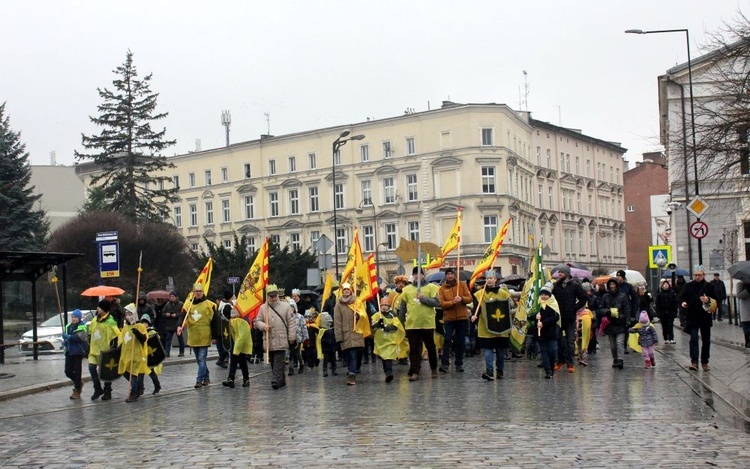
[598,281,631,335]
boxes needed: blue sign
[99,241,120,278]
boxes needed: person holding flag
[534,282,561,379]
[438,268,472,373]
[177,268,217,388]
[471,270,514,381]
[398,266,441,381]
[334,283,366,385]
[254,285,297,389]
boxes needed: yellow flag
[355,253,378,301]
[353,300,372,338]
[426,208,462,269]
[469,218,512,289]
[235,237,269,321]
[182,257,213,313]
[321,272,333,312]
[341,227,362,286]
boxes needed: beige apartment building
[76,102,627,280]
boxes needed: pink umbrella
[552,267,592,280]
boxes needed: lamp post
[332,130,365,280]
[356,197,379,282]
[626,28,703,268]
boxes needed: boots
[347,374,356,385]
[102,382,112,401]
[323,367,328,377]
[70,388,81,400]
[298,365,304,374]
[242,379,250,388]
[222,378,235,388]
[91,384,104,401]
[482,369,494,381]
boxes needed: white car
[18,310,95,353]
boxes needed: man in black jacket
[710,273,727,321]
[552,266,588,373]
[678,267,716,371]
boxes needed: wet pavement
[0,321,749,467]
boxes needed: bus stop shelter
[0,251,83,363]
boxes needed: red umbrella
[147,290,171,301]
[81,285,125,297]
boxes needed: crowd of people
[63,264,749,400]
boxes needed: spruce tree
[75,50,178,222]
[0,102,49,251]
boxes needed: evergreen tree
[75,50,178,222]
[0,102,49,250]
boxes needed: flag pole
[455,206,462,298]
[129,251,143,398]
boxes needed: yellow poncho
[87,313,121,365]
[118,322,149,375]
[230,317,253,355]
[371,311,405,360]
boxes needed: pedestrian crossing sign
[648,245,672,269]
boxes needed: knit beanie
[639,311,649,324]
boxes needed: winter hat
[71,309,83,320]
[341,282,352,291]
[581,282,592,292]
[288,298,298,312]
[140,314,152,325]
[558,266,571,277]
[223,290,233,301]
[639,311,649,324]
[412,266,424,276]
[320,311,333,329]
[124,303,137,314]
[444,268,455,275]
[138,292,148,301]
[169,290,179,298]
[97,299,112,312]
[540,282,554,295]
[606,278,619,288]
[616,270,627,279]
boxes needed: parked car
[18,310,95,353]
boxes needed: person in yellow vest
[371,297,405,382]
[398,266,441,381]
[222,308,253,388]
[389,275,410,365]
[177,282,217,388]
[471,271,513,380]
[88,299,121,401]
[119,306,149,403]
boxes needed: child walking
[630,311,659,368]
[535,283,560,379]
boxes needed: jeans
[557,320,576,364]
[538,340,558,372]
[608,333,625,361]
[193,346,209,383]
[406,329,438,376]
[687,323,711,364]
[161,331,174,357]
[345,348,359,375]
[382,358,393,376]
[123,371,142,397]
[484,346,506,373]
[88,363,111,392]
[64,354,83,390]
[442,320,468,368]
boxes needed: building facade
[30,165,86,232]
[76,102,628,280]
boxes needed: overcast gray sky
[2,0,746,167]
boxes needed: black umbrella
[552,261,590,272]
[498,274,526,285]
[297,289,319,298]
[424,270,472,284]
[728,261,750,284]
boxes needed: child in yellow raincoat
[371,297,405,383]
[222,308,253,388]
[118,306,149,403]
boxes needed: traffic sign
[690,221,709,239]
[687,196,709,218]
[648,245,672,269]
[99,241,120,278]
[227,277,240,284]
[96,231,119,242]
[314,234,334,253]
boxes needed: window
[269,159,276,175]
[363,226,375,252]
[383,177,395,204]
[248,236,257,254]
[290,233,301,251]
[739,127,750,175]
[406,137,415,155]
[204,170,212,186]
[188,173,196,188]
[483,216,498,243]
[575,157,580,175]
[627,205,635,213]
[334,149,341,166]
[270,234,280,246]
[173,206,182,228]
[361,180,372,204]
[576,193,582,213]
[158,180,164,191]
[408,221,420,241]
[244,163,251,179]
[269,192,279,217]
[560,153,565,172]
[205,201,214,225]
[566,154,571,172]
[189,204,197,227]
[309,187,319,212]
[223,239,232,249]
[538,185,544,208]
[585,159,590,177]
[173,175,180,189]
[546,149,551,168]
[289,189,299,215]
[221,200,230,223]
[588,195,593,214]
[385,223,397,249]
[310,231,320,253]
[382,141,392,159]
[288,156,296,173]
[481,128,494,146]
[190,243,199,251]
[550,226,556,251]
[334,183,344,210]
[441,131,451,150]
[548,187,554,209]
[481,166,496,194]
[221,167,228,183]
[406,174,418,201]
[536,146,541,165]
[336,228,347,254]
[360,144,369,162]
[308,153,317,170]
[244,195,255,219]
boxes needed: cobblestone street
[1,335,749,468]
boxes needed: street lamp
[356,197,379,282]
[626,28,703,268]
[332,130,365,280]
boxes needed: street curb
[0,356,199,402]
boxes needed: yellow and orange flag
[355,253,378,302]
[235,237,270,322]
[426,207,462,269]
[182,257,214,313]
[468,218,512,289]
[340,227,362,286]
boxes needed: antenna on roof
[221,110,231,147]
[264,112,271,135]
[522,70,529,111]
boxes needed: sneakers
[645,364,652,369]
[567,364,575,373]
[216,360,228,369]
[497,370,504,379]
[702,364,710,371]
[431,369,439,379]
[347,374,356,386]
[579,351,588,366]
[242,379,250,387]
[222,378,235,388]
[689,363,699,371]
[545,370,552,379]
[553,362,565,372]
[70,389,81,400]
[408,373,419,382]
[456,366,464,373]
[439,365,449,373]
[482,370,494,381]
[91,389,104,401]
